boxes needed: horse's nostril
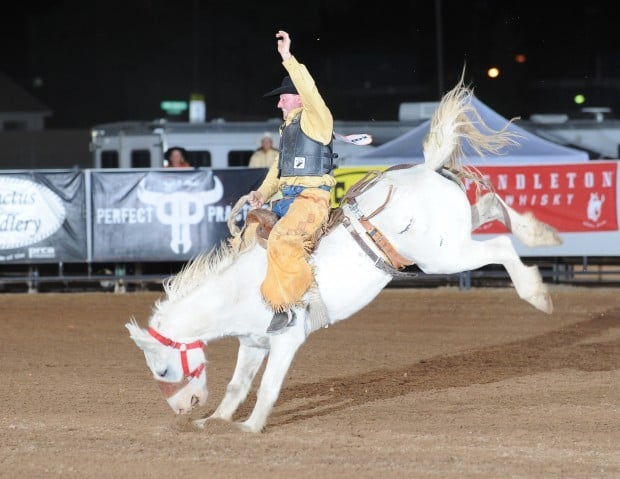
[191,395,199,407]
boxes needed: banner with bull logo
[90,169,264,261]
[0,170,86,263]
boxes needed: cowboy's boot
[266,309,296,333]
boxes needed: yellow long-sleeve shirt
[257,56,336,202]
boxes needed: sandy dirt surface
[0,286,618,478]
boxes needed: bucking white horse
[126,77,561,433]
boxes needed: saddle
[245,207,344,250]
[229,168,418,269]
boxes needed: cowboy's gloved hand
[248,191,265,209]
[276,30,291,59]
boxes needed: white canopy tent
[341,96,589,167]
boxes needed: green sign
[160,101,188,115]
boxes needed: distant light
[487,67,500,79]
[32,77,43,88]
[514,53,527,64]
[574,94,586,105]
[189,93,206,123]
[160,100,188,115]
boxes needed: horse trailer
[88,118,429,170]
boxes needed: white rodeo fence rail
[0,165,619,292]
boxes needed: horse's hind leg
[471,192,561,247]
[455,236,553,314]
[194,340,267,427]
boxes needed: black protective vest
[278,115,335,177]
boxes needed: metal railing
[1,256,619,293]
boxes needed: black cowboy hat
[263,76,298,97]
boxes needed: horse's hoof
[529,293,553,314]
[236,421,263,433]
[192,418,208,429]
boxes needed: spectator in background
[248,132,279,168]
[164,146,191,168]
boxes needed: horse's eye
[157,368,168,378]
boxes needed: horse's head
[125,319,208,414]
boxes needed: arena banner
[333,162,620,256]
[332,166,389,206]
[90,168,264,261]
[465,162,618,233]
[0,170,86,263]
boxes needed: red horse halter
[148,328,205,398]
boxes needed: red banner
[463,162,618,233]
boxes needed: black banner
[91,168,264,261]
[0,170,86,263]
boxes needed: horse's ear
[125,319,154,351]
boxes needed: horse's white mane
[161,240,241,304]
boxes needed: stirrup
[266,309,296,333]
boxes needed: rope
[340,170,384,206]
[340,169,394,221]
[228,194,250,236]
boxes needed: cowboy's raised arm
[276,30,292,61]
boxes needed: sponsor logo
[464,164,618,233]
[584,192,606,228]
[0,177,66,249]
[294,156,306,169]
[29,246,56,259]
[137,175,224,254]
[96,207,155,224]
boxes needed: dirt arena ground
[0,286,618,478]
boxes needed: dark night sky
[1,0,618,128]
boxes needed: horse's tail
[422,69,521,192]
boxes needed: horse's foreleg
[194,341,266,429]
[237,326,306,433]
[205,340,268,425]
[471,192,561,247]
